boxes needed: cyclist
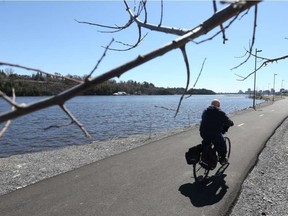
[199,99,234,166]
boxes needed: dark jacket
[200,106,233,137]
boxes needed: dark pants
[200,132,227,157]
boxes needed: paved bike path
[1,98,288,216]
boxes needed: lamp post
[281,80,284,98]
[253,48,262,110]
[273,73,277,101]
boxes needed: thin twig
[193,12,239,44]
[141,0,148,23]
[234,73,246,80]
[0,118,11,138]
[174,45,190,118]
[0,88,15,138]
[107,27,148,51]
[159,0,164,27]
[0,90,22,108]
[154,105,176,111]
[86,38,115,80]
[193,58,206,89]
[43,121,74,130]
[213,0,228,44]
[75,19,133,33]
[60,104,91,137]
[231,4,258,70]
[186,57,207,99]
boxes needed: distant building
[113,91,127,96]
[245,88,253,94]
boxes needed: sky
[0,0,287,93]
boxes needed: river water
[0,95,263,157]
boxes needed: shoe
[219,156,228,165]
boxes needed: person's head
[211,99,220,108]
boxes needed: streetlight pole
[281,80,284,98]
[253,48,262,110]
[273,73,277,101]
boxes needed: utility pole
[281,80,284,98]
[273,73,277,101]
[253,48,262,110]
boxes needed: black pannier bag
[200,146,218,170]
[185,144,202,165]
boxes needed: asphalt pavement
[1,98,288,216]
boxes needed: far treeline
[0,70,216,96]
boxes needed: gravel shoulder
[228,116,288,216]
[0,127,193,196]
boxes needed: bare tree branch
[236,54,288,81]
[124,0,190,36]
[78,0,258,51]
[231,3,258,70]
[0,0,261,125]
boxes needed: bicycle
[192,136,231,182]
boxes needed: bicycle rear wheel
[225,137,231,159]
[193,161,209,182]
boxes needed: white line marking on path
[259,114,264,117]
[237,123,245,127]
